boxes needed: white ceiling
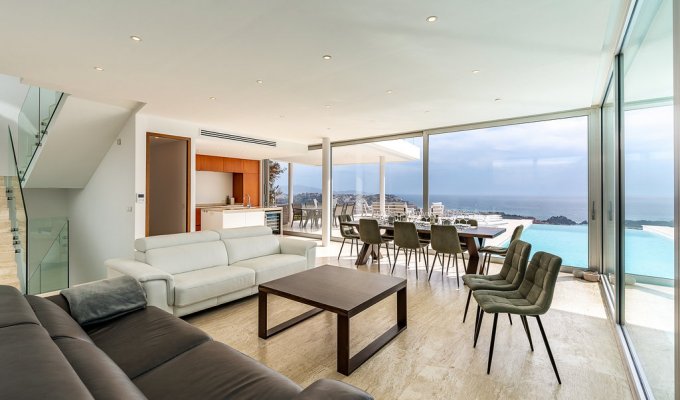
[0,0,624,145]
[278,139,420,165]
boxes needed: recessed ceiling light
[130,35,142,42]
[424,110,430,113]
[256,80,263,84]
[209,97,216,100]
[322,55,332,60]
[494,98,502,102]
[324,104,332,108]
[426,16,438,22]
[386,90,393,94]
[472,70,480,74]
[93,66,104,71]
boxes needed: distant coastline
[281,192,672,227]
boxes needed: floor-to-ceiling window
[330,137,423,238]
[280,150,323,237]
[429,117,590,266]
[619,0,674,396]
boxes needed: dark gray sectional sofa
[0,285,372,399]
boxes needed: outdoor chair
[472,251,563,383]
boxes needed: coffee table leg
[397,287,407,329]
[337,315,350,375]
[258,291,267,339]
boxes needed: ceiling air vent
[200,129,277,147]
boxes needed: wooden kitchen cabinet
[195,208,202,231]
[243,159,260,174]
[222,157,244,173]
[196,155,222,172]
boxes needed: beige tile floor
[186,239,633,399]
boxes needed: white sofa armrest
[279,237,317,269]
[105,258,175,312]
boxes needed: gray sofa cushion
[173,265,256,307]
[26,295,93,343]
[133,341,301,400]
[294,379,374,400]
[0,285,40,328]
[232,254,307,284]
[223,235,281,264]
[85,306,210,380]
[61,276,147,326]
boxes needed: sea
[397,194,673,223]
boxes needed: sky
[274,107,674,205]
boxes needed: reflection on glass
[429,117,589,266]
[330,137,423,238]
[621,0,674,397]
[602,82,617,298]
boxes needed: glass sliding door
[331,136,423,239]
[620,0,674,397]
[281,150,323,237]
[601,79,618,310]
[429,117,590,266]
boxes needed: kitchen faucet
[245,194,251,208]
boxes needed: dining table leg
[355,244,380,265]
[464,237,483,274]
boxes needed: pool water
[502,224,674,279]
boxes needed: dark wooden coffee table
[258,265,407,375]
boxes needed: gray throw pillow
[61,275,147,326]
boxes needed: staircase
[0,177,21,289]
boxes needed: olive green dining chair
[461,240,531,323]
[478,225,524,275]
[428,225,466,286]
[472,251,563,383]
[358,219,392,271]
[338,214,360,259]
[391,221,429,279]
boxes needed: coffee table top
[259,265,406,317]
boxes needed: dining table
[343,219,506,275]
[292,206,322,228]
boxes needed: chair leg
[462,253,467,271]
[480,253,487,275]
[391,247,399,274]
[487,313,499,374]
[428,251,438,281]
[463,288,473,323]
[415,249,419,279]
[349,239,354,257]
[474,306,484,348]
[508,314,513,325]
[377,244,381,272]
[455,255,460,289]
[338,238,346,260]
[520,316,534,351]
[535,316,561,384]
[385,242,391,270]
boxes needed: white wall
[0,74,29,176]
[67,114,136,284]
[22,189,69,218]
[196,171,233,204]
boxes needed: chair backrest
[359,219,383,245]
[454,218,478,227]
[430,224,462,254]
[510,225,524,243]
[518,251,563,314]
[334,203,343,216]
[393,221,421,249]
[497,240,532,288]
[338,215,356,238]
[345,203,355,217]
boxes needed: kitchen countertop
[200,205,283,213]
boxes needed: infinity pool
[503,224,674,279]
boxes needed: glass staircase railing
[27,217,68,295]
[17,87,63,180]
[5,127,28,291]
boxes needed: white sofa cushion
[145,241,229,275]
[134,231,220,263]
[218,226,273,239]
[232,254,307,284]
[173,265,255,307]
[223,236,280,264]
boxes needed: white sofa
[106,226,316,317]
